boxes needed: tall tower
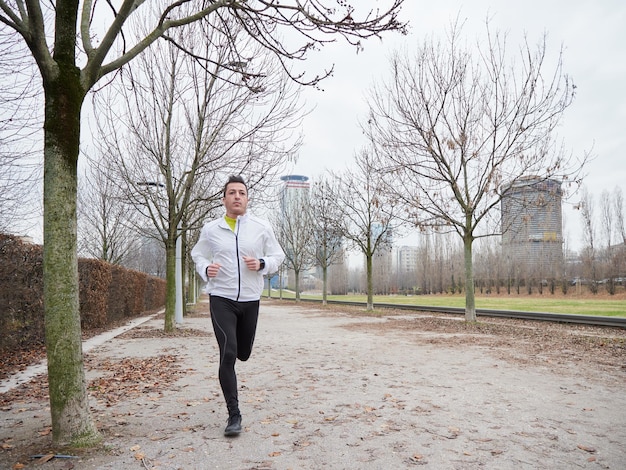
[501,177,563,280]
[280,174,310,213]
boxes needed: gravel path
[1,299,625,469]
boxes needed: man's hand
[206,263,221,278]
[242,256,261,271]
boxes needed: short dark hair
[223,175,248,196]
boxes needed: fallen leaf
[268,451,282,457]
[577,444,596,453]
[12,463,26,469]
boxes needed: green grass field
[265,291,626,317]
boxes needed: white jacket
[191,213,285,302]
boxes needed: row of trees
[4,1,617,447]
[274,21,590,319]
[271,169,625,309]
[1,0,406,447]
[578,185,626,293]
[361,229,625,298]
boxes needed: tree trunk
[294,270,301,301]
[463,233,477,322]
[43,72,100,446]
[366,253,373,311]
[322,266,328,306]
[164,236,177,332]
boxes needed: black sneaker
[224,414,242,437]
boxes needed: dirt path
[1,300,625,469]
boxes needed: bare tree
[273,184,315,301]
[613,187,626,285]
[613,187,625,246]
[599,190,613,250]
[365,22,587,321]
[598,189,615,292]
[94,21,304,330]
[580,186,598,293]
[77,160,139,264]
[309,176,345,304]
[0,0,406,446]
[0,30,40,233]
[333,147,400,310]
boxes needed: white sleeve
[191,229,212,282]
[262,224,285,275]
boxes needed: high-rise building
[278,175,311,290]
[394,245,419,275]
[280,174,310,213]
[501,176,563,279]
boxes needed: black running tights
[209,295,260,416]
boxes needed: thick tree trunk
[463,233,477,322]
[43,72,100,446]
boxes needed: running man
[191,175,284,437]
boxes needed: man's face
[223,182,249,218]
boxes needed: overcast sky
[287,0,626,250]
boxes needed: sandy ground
[1,298,625,469]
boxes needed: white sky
[287,0,626,251]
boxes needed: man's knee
[237,351,252,361]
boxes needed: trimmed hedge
[0,234,166,354]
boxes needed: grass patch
[265,291,626,317]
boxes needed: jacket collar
[218,212,249,228]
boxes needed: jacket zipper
[235,220,241,301]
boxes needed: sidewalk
[1,299,625,469]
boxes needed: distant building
[392,245,419,292]
[501,177,563,280]
[280,174,310,213]
[394,245,419,275]
[278,175,311,290]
